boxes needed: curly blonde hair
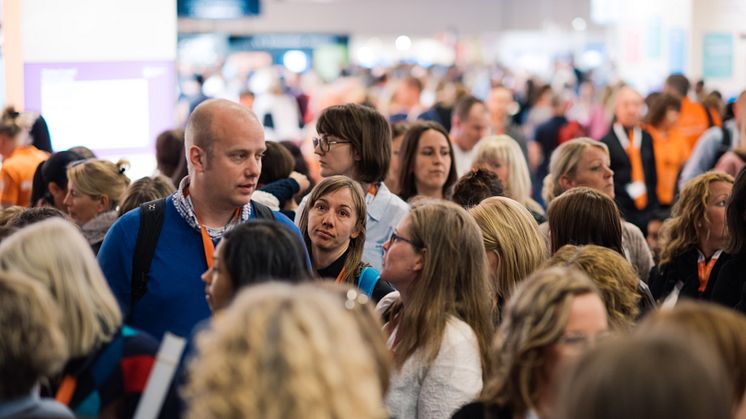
[547,244,640,330]
[480,266,601,415]
[185,283,388,419]
[659,172,734,265]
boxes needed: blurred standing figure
[601,86,658,234]
[663,74,721,152]
[0,107,49,207]
[450,96,489,177]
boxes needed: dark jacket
[649,247,731,302]
[711,255,746,313]
[601,125,658,232]
[452,401,514,419]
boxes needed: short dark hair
[7,207,67,229]
[259,141,295,186]
[451,169,504,209]
[645,93,681,127]
[452,95,484,122]
[665,74,690,98]
[397,121,458,202]
[221,220,310,291]
[316,104,391,183]
[548,187,623,255]
[727,166,746,255]
[155,129,185,178]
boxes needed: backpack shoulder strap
[721,126,731,148]
[703,103,716,128]
[251,200,274,220]
[130,198,166,309]
[357,266,381,297]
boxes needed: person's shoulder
[271,209,300,230]
[451,401,504,419]
[121,325,160,355]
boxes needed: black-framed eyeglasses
[312,135,351,153]
[389,232,423,250]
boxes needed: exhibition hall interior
[1,0,746,418]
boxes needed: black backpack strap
[702,103,716,128]
[130,198,166,310]
[713,126,732,168]
[251,200,274,220]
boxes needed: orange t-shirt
[674,97,722,153]
[647,125,689,206]
[0,145,50,207]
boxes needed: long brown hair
[659,172,734,265]
[397,121,457,201]
[384,200,494,377]
[299,176,367,285]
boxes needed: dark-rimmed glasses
[389,232,423,251]
[312,135,351,153]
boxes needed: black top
[711,254,746,313]
[649,247,731,302]
[316,248,395,303]
[452,401,515,419]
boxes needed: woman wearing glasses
[299,176,394,302]
[379,200,494,419]
[295,104,409,271]
[397,121,457,202]
[453,266,609,419]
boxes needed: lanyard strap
[55,375,77,405]
[697,249,723,293]
[197,208,239,269]
[335,266,347,284]
[367,182,379,197]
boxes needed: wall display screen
[178,0,260,19]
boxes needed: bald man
[601,86,658,234]
[98,99,305,339]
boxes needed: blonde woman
[379,200,494,419]
[64,159,130,253]
[0,272,72,418]
[472,135,545,223]
[185,283,389,419]
[453,266,608,419]
[650,172,734,301]
[469,196,547,319]
[547,244,641,330]
[541,137,654,281]
[0,218,157,418]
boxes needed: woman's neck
[698,237,723,259]
[312,244,349,271]
[415,183,444,200]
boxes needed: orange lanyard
[335,266,347,284]
[55,375,77,405]
[697,250,723,293]
[367,183,379,197]
[185,186,241,269]
[197,209,239,269]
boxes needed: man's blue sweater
[97,195,304,339]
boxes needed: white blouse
[383,309,483,419]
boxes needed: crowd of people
[0,66,745,419]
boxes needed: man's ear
[189,146,206,172]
